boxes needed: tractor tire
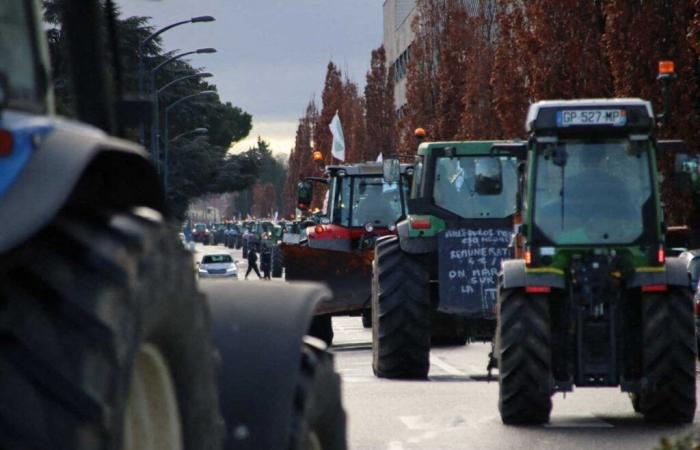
[372,236,431,379]
[0,208,222,450]
[309,314,334,346]
[291,337,347,450]
[361,309,372,328]
[272,246,284,278]
[639,288,696,423]
[497,287,553,424]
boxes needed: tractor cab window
[0,0,44,112]
[330,175,408,227]
[433,156,518,218]
[411,157,424,198]
[533,139,653,245]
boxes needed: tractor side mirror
[383,158,400,184]
[474,157,503,195]
[672,152,700,193]
[297,181,313,210]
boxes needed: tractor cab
[524,99,660,253]
[302,162,412,251]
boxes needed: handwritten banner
[437,227,513,317]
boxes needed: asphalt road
[194,242,700,450]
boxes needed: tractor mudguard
[500,259,566,290]
[0,117,163,253]
[627,256,690,289]
[396,220,436,254]
[203,281,332,450]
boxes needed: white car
[197,253,238,278]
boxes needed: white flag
[376,152,383,162]
[330,112,345,161]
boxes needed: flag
[376,152,383,162]
[330,112,345,161]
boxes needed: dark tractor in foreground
[0,1,345,449]
[284,161,412,344]
[496,97,695,424]
[372,141,520,378]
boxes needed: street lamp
[137,16,216,143]
[150,71,213,166]
[163,91,218,192]
[171,127,209,143]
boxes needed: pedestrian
[245,245,262,280]
[261,247,271,280]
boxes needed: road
[194,243,700,450]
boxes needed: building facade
[383,0,417,116]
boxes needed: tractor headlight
[388,224,396,232]
[365,223,375,233]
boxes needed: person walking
[245,245,262,280]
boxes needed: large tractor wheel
[0,209,222,450]
[309,314,334,346]
[292,338,347,450]
[639,288,696,423]
[372,236,431,379]
[497,287,552,424]
[272,245,284,278]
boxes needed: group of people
[245,245,273,280]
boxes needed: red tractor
[284,160,412,344]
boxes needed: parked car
[197,253,238,278]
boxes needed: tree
[42,1,254,220]
[365,46,398,160]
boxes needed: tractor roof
[416,140,513,157]
[325,161,412,176]
[526,98,655,134]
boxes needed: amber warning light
[658,60,675,75]
[313,151,323,162]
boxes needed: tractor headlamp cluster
[364,223,375,233]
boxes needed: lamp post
[137,15,215,143]
[150,70,213,169]
[163,91,218,193]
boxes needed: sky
[117,0,385,155]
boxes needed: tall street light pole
[149,48,216,170]
[151,69,214,171]
[137,15,215,144]
[163,91,218,193]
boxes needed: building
[383,0,417,117]
[383,0,484,117]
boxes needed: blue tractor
[0,1,345,449]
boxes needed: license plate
[556,109,626,127]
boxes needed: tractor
[372,140,521,378]
[494,85,696,422]
[0,1,345,449]
[284,161,412,344]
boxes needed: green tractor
[495,97,696,424]
[372,140,521,378]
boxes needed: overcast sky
[117,0,384,154]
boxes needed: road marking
[544,414,613,428]
[400,415,467,430]
[429,355,466,376]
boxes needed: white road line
[429,355,466,376]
